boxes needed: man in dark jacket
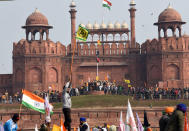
[165,103,187,131]
[159,107,174,131]
[78,117,89,131]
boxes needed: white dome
[80,23,85,28]
[93,22,100,29]
[130,0,136,5]
[70,1,76,7]
[122,22,128,29]
[86,22,92,29]
[115,22,121,29]
[100,22,107,29]
[108,22,114,29]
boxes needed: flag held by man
[126,99,137,131]
[118,111,125,131]
[22,90,53,114]
[76,25,89,42]
[136,113,144,131]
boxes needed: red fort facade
[1,1,189,94]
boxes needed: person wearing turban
[78,117,90,131]
[159,107,174,131]
[165,103,187,131]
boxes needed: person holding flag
[62,81,72,131]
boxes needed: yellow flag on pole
[96,76,99,81]
[76,25,89,42]
[124,79,130,84]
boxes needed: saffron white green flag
[22,90,53,114]
[102,0,112,10]
[125,99,137,131]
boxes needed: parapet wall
[0,107,180,130]
[13,39,141,57]
[141,37,189,54]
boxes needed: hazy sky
[0,0,189,74]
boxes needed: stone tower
[145,5,188,88]
[129,0,136,49]
[12,9,63,93]
[69,0,77,55]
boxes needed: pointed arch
[48,67,58,83]
[166,64,180,80]
[29,67,42,83]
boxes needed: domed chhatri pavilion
[1,0,189,94]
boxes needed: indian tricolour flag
[102,0,112,10]
[22,90,53,114]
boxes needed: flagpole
[18,101,22,128]
[97,63,99,78]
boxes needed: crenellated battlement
[13,40,67,56]
[13,39,142,57]
[141,36,189,54]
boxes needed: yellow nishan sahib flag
[76,25,89,42]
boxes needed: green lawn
[1,95,189,110]
[53,95,189,109]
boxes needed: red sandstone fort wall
[0,107,183,130]
[0,74,12,94]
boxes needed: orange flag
[184,112,188,131]
[61,118,66,131]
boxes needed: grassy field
[53,95,189,109]
[1,95,189,110]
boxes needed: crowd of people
[0,81,188,131]
[78,80,189,100]
[2,81,189,104]
[0,91,21,104]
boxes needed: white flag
[136,113,144,131]
[44,94,51,118]
[0,122,4,131]
[35,124,38,131]
[125,99,137,131]
[119,111,125,131]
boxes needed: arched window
[160,29,164,37]
[48,67,58,83]
[35,32,40,40]
[107,34,113,41]
[28,32,32,41]
[175,28,179,37]
[166,64,179,80]
[29,67,42,83]
[43,32,47,40]
[121,33,128,41]
[167,28,172,37]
